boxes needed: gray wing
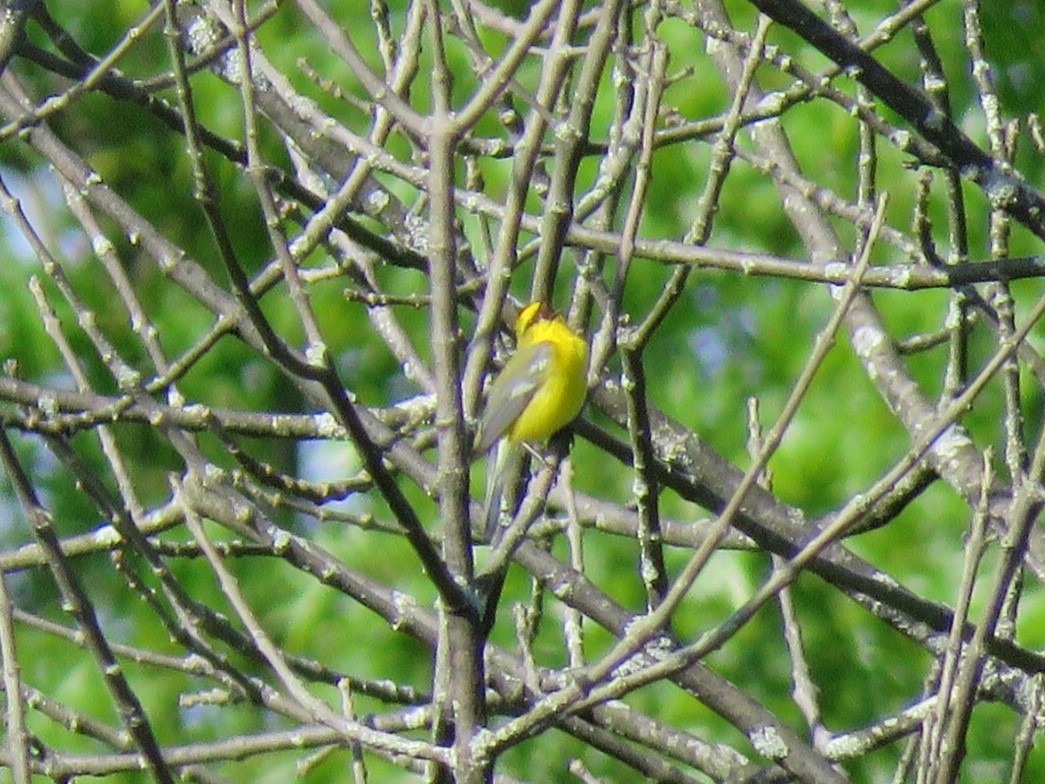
[475,342,552,453]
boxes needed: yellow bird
[477,301,588,452]
[476,301,588,537]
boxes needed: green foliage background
[1,1,1045,782]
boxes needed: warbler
[476,301,588,537]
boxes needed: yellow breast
[506,315,588,444]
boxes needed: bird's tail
[483,440,525,544]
